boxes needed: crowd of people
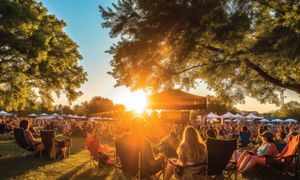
[1,114,299,178]
[87,116,299,179]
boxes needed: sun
[114,90,147,113]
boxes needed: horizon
[40,0,300,113]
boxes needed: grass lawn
[0,137,121,180]
[0,137,296,180]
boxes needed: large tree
[271,101,300,120]
[85,96,115,115]
[100,0,300,105]
[0,0,87,111]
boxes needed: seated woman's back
[178,142,206,165]
[177,126,206,166]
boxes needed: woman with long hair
[164,126,207,180]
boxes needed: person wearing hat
[237,131,278,173]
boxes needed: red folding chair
[265,134,300,178]
[86,133,114,170]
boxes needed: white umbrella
[271,119,283,123]
[232,119,241,123]
[73,115,80,119]
[222,112,235,119]
[51,113,59,116]
[224,119,231,123]
[28,113,38,117]
[285,119,297,123]
[36,115,61,120]
[246,113,263,119]
[208,118,219,123]
[40,113,48,116]
[0,110,7,114]
[207,112,220,119]
[234,114,244,118]
[0,110,12,116]
[260,119,270,123]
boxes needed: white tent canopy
[207,112,221,119]
[40,113,48,116]
[246,113,263,119]
[285,119,297,123]
[208,118,219,123]
[0,110,8,114]
[234,114,244,118]
[28,113,38,117]
[232,119,241,123]
[271,119,283,123]
[259,119,270,123]
[0,110,14,116]
[222,112,236,119]
[36,115,62,120]
[224,119,231,122]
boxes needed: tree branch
[196,43,300,94]
[253,0,285,15]
[243,58,300,94]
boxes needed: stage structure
[147,89,208,124]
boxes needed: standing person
[116,116,165,178]
[164,126,207,180]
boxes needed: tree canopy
[207,96,238,115]
[100,0,300,105]
[271,101,300,120]
[0,0,87,111]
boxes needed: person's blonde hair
[181,126,204,144]
[177,126,205,161]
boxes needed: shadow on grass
[0,137,87,179]
[0,156,54,179]
[57,161,89,180]
[71,167,122,180]
[242,167,296,180]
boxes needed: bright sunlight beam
[113,90,147,113]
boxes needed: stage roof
[147,89,207,110]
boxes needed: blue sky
[40,0,300,113]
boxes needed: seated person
[237,131,278,173]
[86,132,114,166]
[19,120,44,152]
[164,126,207,180]
[116,116,165,178]
[206,128,217,139]
[274,131,287,153]
[240,126,251,147]
[159,131,179,158]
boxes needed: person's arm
[258,143,277,158]
[25,130,36,143]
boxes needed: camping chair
[86,133,113,170]
[40,130,55,158]
[264,134,300,178]
[14,128,42,159]
[115,138,163,180]
[170,160,207,180]
[206,138,238,180]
